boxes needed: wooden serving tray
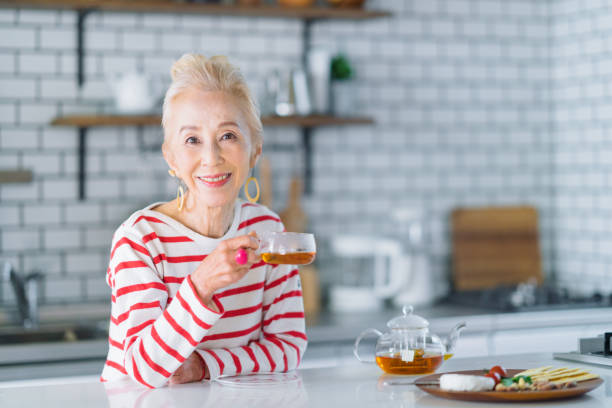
[416,369,603,403]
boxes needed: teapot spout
[443,321,466,355]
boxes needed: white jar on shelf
[332,79,356,116]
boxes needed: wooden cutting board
[279,176,307,234]
[278,175,320,322]
[451,206,543,291]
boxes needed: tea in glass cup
[258,232,316,265]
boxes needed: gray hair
[162,54,263,148]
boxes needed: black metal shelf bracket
[302,127,313,195]
[76,9,92,88]
[76,9,92,200]
[78,127,87,200]
[301,19,314,195]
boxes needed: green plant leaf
[331,55,353,80]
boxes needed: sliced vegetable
[484,372,501,385]
[489,365,507,378]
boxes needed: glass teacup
[257,232,316,265]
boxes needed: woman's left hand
[168,352,205,385]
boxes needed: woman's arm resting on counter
[104,231,224,388]
[197,263,308,379]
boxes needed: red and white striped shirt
[100,199,307,388]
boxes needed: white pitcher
[108,72,157,114]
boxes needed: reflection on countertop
[103,374,309,408]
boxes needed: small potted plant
[330,54,356,116]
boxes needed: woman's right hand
[190,232,259,310]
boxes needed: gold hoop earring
[177,185,185,211]
[169,170,184,211]
[244,176,260,203]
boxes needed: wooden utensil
[299,264,321,324]
[259,156,273,209]
[279,176,307,233]
[451,206,543,291]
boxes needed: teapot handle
[353,328,383,363]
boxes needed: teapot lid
[387,305,429,330]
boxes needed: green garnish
[499,375,532,386]
[512,375,532,384]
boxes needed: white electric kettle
[328,235,407,312]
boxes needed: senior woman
[100,54,307,387]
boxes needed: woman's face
[164,89,260,210]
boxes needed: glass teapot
[353,305,466,375]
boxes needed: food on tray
[492,366,600,392]
[515,366,600,384]
[439,374,495,391]
[439,365,600,393]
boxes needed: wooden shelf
[0,0,391,20]
[19,0,389,199]
[50,112,374,200]
[52,114,161,127]
[51,113,374,128]
[262,114,374,127]
[0,170,33,184]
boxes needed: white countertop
[1,353,610,407]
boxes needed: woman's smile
[196,172,232,187]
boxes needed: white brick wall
[1,128,38,149]
[550,0,612,292]
[2,229,40,251]
[86,276,110,300]
[23,203,61,225]
[0,0,609,308]
[0,205,19,226]
[64,202,103,224]
[0,26,36,48]
[44,227,81,250]
[44,277,82,302]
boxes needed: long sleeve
[197,262,307,379]
[104,231,224,388]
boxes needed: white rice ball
[439,374,495,392]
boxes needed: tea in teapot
[354,305,466,375]
[258,232,316,265]
[375,349,444,375]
